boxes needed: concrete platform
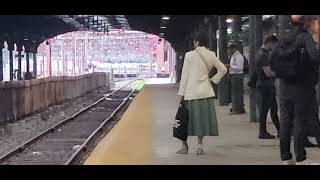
[84,84,320,165]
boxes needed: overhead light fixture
[226,18,233,23]
[227,28,232,34]
[160,26,166,29]
[162,15,170,20]
[24,38,29,41]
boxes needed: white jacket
[178,47,227,100]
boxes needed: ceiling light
[226,18,233,23]
[162,15,170,20]
[227,28,232,34]
[160,26,166,29]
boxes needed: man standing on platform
[227,44,245,114]
[254,35,280,139]
[270,15,320,165]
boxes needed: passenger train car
[111,63,138,78]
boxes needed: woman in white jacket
[177,32,227,155]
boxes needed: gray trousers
[231,74,245,112]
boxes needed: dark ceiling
[0,15,206,52]
[0,15,276,52]
[0,15,76,48]
[125,15,206,49]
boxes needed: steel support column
[47,40,52,77]
[17,50,22,80]
[218,15,231,106]
[278,15,290,36]
[208,16,219,99]
[8,41,14,81]
[0,40,3,81]
[249,15,257,122]
[254,15,263,52]
[231,15,243,52]
[26,51,30,73]
[33,52,37,78]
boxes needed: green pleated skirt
[186,97,219,136]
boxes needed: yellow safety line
[84,86,152,165]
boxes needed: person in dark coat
[271,15,320,165]
[254,35,280,139]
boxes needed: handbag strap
[194,49,210,72]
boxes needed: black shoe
[305,139,318,148]
[229,108,245,114]
[259,132,276,139]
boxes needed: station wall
[0,72,108,123]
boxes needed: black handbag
[173,98,189,141]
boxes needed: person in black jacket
[255,35,280,139]
[271,15,320,165]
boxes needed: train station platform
[84,83,320,165]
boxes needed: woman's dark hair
[194,31,209,47]
[263,35,278,44]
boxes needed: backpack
[270,28,306,84]
[242,54,249,74]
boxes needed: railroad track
[0,80,142,165]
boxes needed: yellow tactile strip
[84,86,152,165]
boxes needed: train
[106,63,139,78]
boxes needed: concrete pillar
[249,15,257,122]
[218,15,231,106]
[0,40,3,81]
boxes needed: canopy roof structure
[0,15,277,52]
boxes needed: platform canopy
[0,15,276,51]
